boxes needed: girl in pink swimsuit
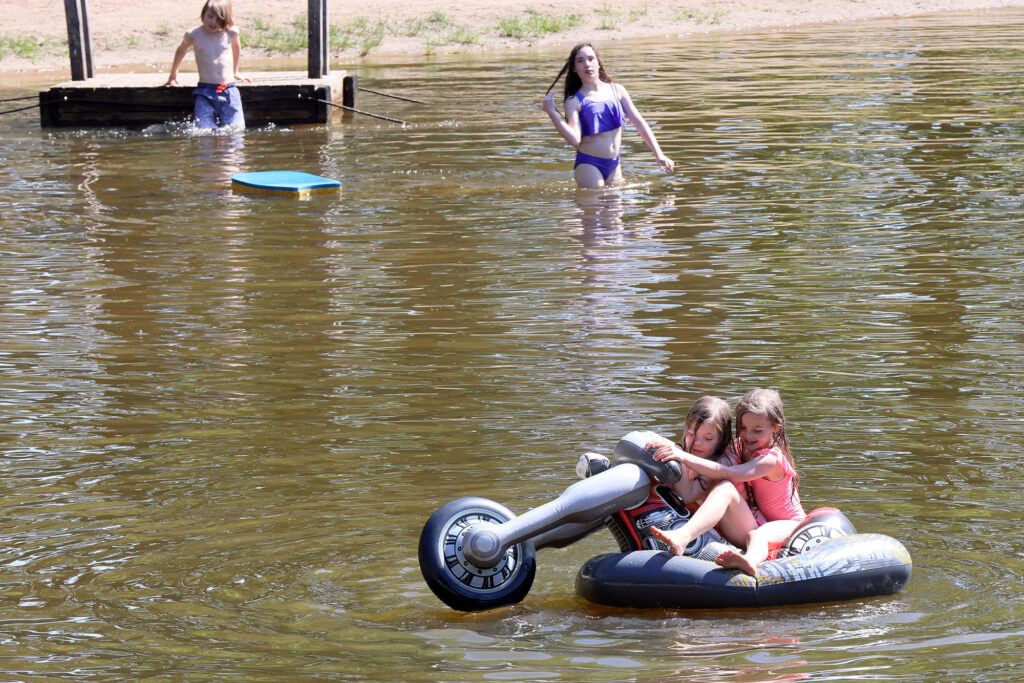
[539,42,674,188]
[649,388,807,576]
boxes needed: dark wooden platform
[39,71,356,128]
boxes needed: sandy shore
[1,0,1021,76]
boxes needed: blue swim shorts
[192,82,246,129]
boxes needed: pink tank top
[746,447,805,523]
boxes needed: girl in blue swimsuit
[540,42,674,188]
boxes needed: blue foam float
[231,171,341,198]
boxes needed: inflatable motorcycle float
[418,431,912,611]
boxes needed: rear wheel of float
[418,497,536,612]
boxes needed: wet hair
[683,395,732,463]
[734,388,800,507]
[201,0,234,29]
[683,395,732,493]
[544,42,613,101]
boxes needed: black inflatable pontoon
[576,531,912,609]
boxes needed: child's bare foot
[715,549,758,576]
[650,526,688,556]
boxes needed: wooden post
[63,0,94,81]
[308,0,329,78]
[343,74,357,108]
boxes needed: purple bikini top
[575,87,624,137]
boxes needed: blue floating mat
[231,171,341,198]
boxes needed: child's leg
[573,162,606,189]
[218,87,245,129]
[715,519,801,576]
[194,94,217,129]
[651,481,756,556]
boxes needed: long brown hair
[683,395,732,492]
[734,388,800,509]
[683,395,732,463]
[544,42,613,101]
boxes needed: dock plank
[40,71,353,128]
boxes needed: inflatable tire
[776,507,856,558]
[419,497,537,612]
[576,533,912,609]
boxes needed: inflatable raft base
[576,532,912,609]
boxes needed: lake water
[2,9,1023,680]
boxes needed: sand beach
[1,0,1021,76]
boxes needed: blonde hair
[201,0,234,28]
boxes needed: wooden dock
[39,71,357,128]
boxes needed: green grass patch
[329,24,353,51]
[676,8,726,24]
[403,12,478,52]
[594,2,621,30]
[349,18,386,56]
[244,16,308,52]
[497,9,581,39]
[241,9,559,57]
[446,25,479,45]
[403,18,429,37]
[0,34,55,61]
[244,14,390,55]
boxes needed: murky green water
[2,9,1023,680]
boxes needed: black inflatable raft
[576,522,912,609]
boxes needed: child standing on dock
[164,0,250,129]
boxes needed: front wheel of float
[418,497,536,612]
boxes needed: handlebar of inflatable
[460,432,679,568]
[461,463,651,567]
[612,431,682,484]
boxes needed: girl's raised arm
[540,92,582,149]
[617,84,674,173]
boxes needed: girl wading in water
[540,42,674,188]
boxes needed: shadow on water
[1,9,1024,680]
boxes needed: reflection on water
[2,9,1024,681]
